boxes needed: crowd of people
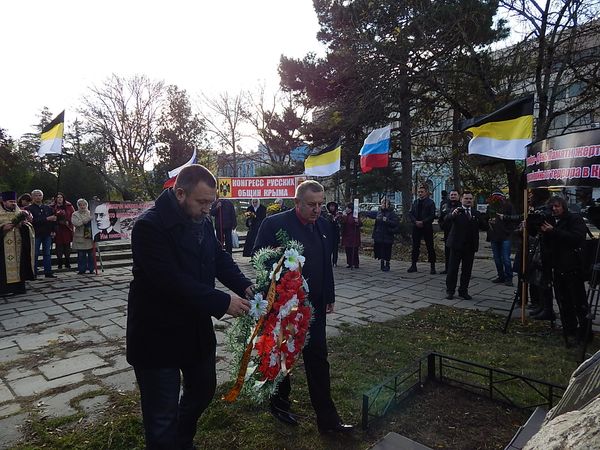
[1,170,594,447]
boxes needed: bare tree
[77,74,164,199]
[244,84,309,173]
[199,91,247,177]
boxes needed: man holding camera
[538,196,588,339]
[444,191,488,300]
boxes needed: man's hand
[326,303,335,314]
[416,220,424,228]
[227,294,250,317]
[1,223,14,232]
[540,222,554,232]
[47,215,57,222]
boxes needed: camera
[526,209,553,232]
[454,206,465,214]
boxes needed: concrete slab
[38,354,108,380]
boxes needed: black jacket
[372,208,399,245]
[445,206,488,252]
[440,200,461,233]
[486,202,517,242]
[408,197,436,227]
[126,189,252,368]
[541,211,586,274]
[26,203,55,237]
[253,209,335,306]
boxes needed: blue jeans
[134,354,216,450]
[35,235,53,274]
[491,240,512,280]
[77,250,94,273]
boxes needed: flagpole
[521,188,529,323]
[55,153,64,196]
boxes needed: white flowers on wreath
[283,248,305,271]
[249,292,268,320]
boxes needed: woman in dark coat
[339,203,363,269]
[242,199,266,257]
[52,192,75,269]
[372,198,399,271]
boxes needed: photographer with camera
[537,196,588,340]
[444,191,488,300]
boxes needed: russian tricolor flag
[359,124,391,173]
[163,148,197,189]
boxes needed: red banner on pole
[216,175,307,199]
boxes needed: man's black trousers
[134,353,216,450]
[272,301,339,428]
[446,248,475,295]
[411,226,436,264]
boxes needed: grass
[11,305,598,450]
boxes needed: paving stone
[99,325,125,340]
[0,412,26,448]
[5,367,36,381]
[102,369,137,392]
[110,315,127,328]
[38,384,102,418]
[0,346,23,364]
[80,394,110,420]
[0,338,16,351]
[84,312,125,328]
[0,402,21,418]
[38,354,107,380]
[1,313,48,331]
[9,373,85,397]
[74,330,107,345]
[15,332,75,351]
[73,307,120,320]
[61,302,89,312]
[92,354,129,376]
[0,381,15,403]
[86,298,128,311]
[15,300,56,313]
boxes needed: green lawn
[13,306,598,450]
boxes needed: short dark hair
[462,191,473,197]
[174,164,216,192]
[548,195,568,211]
[418,185,429,191]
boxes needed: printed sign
[526,129,600,188]
[217,175,307,199]
[90,201,154,242]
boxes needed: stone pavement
[0,253,592,447]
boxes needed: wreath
[224,230,313,403]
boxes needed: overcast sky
[0,0,323,138]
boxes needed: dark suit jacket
[445,207,488,252]
[126,189,252,368]
[253,209,335,306]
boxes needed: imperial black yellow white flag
[460,96,534,160]
[304,139,342,176]
[38,111,65,156]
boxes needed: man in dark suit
[127,164,252,449]
[407,185,437,274]
[444,191,488,300]
[439,190,461,274]
[253,180,353,434]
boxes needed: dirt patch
[379,382,530,450]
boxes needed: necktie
[466,208,471,219]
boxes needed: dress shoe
[407,265,417,273]
[458,292,472,300]
[492,277,504,283]
[45,273,57,278]
[346,265,352,268]
[77,271,85,275]
[445,292,454,300]
[318,422,354,434]
[270,405,299,426]
[504,279,513,287]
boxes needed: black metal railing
[361,352,566,430]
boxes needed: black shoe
[504,279,514,287]
[527,303,540,310]
[445,293,454,300]
[318,422,354,434]
[439,270,447,275]
[45,273,57,278]
[77,271,85,275]
[88,270,94,274]
[492,277,504,283]
[270,405,299,426]
[380,260,385,271]
[383,262,390,272]
[407,265,417,273]
[57,265,63,270]
[458,292,472,300]
[346,265,352,268]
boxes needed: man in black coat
[439,190,460,275]
[210,197,237,254]
[253,180,353,434]
[539,196,588,338]
[26,189,57,278]
[407,185,437,274]
[444,191,488,300]
[127,165,252,450]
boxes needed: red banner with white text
[216,175,307,199]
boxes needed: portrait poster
[90,201,154,242]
